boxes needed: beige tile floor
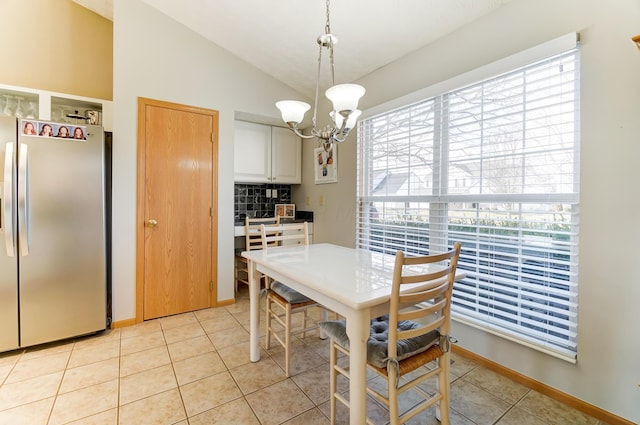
[0,286,608,425]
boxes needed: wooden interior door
[136,98,218,321]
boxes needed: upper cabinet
[234,120,271,183]
[0,83,113,131]
[234,120,302,184]
[271,126,302,183]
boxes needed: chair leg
[388,363,399,425]
[437,353,451,424]
[329,340,337,425]
[233,257,239,294]
[301,308,308,339]
[285,302,292,377]
[265,295,272,350]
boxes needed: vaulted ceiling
[73,0,513,98]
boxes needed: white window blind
[357,38,580,361]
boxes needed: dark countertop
[234,218,312,226]
[234,210,313,226]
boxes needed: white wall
[111,0,306,319]
[294,0,640,422]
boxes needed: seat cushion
[270,281,312,304]
[319,316,440,369]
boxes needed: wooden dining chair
[260,222,319,377]
[319,242,461,425]
[234,216,280,293]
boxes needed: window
[357,36,580,361]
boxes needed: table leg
[345,308,370,425]
[248,260,261,362]
[319,308,329,339]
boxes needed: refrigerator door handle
[3,142,15,257]
[17,143,29,256]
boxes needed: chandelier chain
[274,0,365,148]
[327,0,336,87]
[313,0,336,131]
[313,43,322,130]
[325,0,331,35]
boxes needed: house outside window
[357,39,580,360]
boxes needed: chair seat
[319,317,440,368]
[270,281,313,304]
[370,344,445,377]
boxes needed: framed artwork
[275,203,295,219]
[314,145,337,184]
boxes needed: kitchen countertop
[233,217,310,226]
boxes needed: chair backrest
[260,222,309,248]
[388,242,461,359]
[245,216,280,251]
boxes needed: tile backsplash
[234,183,291,223]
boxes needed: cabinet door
[234,121,271,183]
[271,126,301,184]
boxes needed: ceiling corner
[72,0,113,21]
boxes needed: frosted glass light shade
[325,84,365,112]
[275,100,310,124]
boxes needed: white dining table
[242,242,460,425]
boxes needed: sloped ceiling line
[72,0,512,98]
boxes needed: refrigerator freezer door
[17,143,28,256]
[3,142,15,257]
[19,125,106,347]
[0,118,19,351]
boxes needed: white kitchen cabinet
[271,125,301,183]
[234,120,271,183]
[0,83,112,131]
[234,120,301,184]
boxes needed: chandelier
[275,0,365,150]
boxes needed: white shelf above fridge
[0,83,112,131]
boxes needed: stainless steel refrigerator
[0,116,106,352]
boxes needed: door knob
[146,219,158,227]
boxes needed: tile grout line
[45,343,71,425]
[215,307,265,425]
[223,301,326,425]
[163,323,190,424]
[489,388,534,425]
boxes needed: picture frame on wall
[314,145,337,184]
[275,203,295,219]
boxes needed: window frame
[356,33,580,362]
